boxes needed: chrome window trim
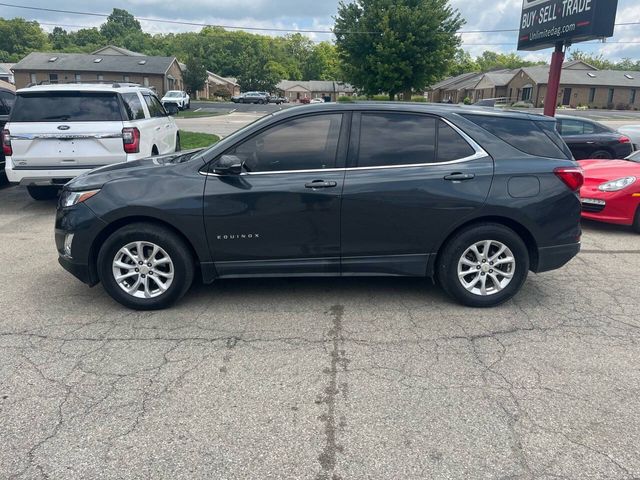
[200,115,489,177]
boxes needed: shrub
[371,94,391,101]
[412,95,427,102]
[463,96,472,105]
[615,103,629,111]
[338,96,355,103]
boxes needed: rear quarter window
[121,93,146,120]
[461,114,570,159]
[10,91,123,122]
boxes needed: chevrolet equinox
[55,104,583,310]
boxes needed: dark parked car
[0,87,16,171]
[556,115,633,160]
[231,92,268,104]
[55,104,582,310]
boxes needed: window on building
[608,88,615,104]
[589,88,596,103]
[143,77,149,87]
[123,75,130,82]
[631,89,637,105]
[229,114,343,172]
[49,73,58,84]
[97,74,104,81]
[521,86,533,102]
[30,73,37,85]
[75,74,82,82]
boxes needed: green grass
[179,131,220,150]
[172,110,225,119]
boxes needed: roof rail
[24,80,144,89]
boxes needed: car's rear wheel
[591,150,612,159]
[27,185,58,201]
[633,206,640,234]
[97,223,194,310]
[437,223,529,307]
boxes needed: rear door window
[461,114,569,159]
[10,91,123,122]
[143,94,167,118]
[437,121,476,162]
[357,113,436,167]
[0,91,15,115]
[121,92,146,120]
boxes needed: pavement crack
[315,305,348,480]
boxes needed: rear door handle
[305,180,338,189]
[444,173,475,181]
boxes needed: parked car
[299,97,311,104]
[617,125,640,151]
[578,151,640,232]
[310,98,325,104]
[3,84,179,200]
[161,90,190,110]
[54,103,582,310]
[268,95,288,105]
[556,115,633,160]
[231,92,268,104]
[0,86,15,172]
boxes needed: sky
[1,0,639,62]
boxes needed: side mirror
[214,155,243,175]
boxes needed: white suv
[161,90,190,110]
[2,84,180,200]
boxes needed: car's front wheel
[97,223,194,310]
[437,223,529,307]
[27,185,58,201]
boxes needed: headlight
[598,176,637,192]
[60,189,101,207]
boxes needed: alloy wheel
[457,240,515,296]
[112,241,174,299]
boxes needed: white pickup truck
[2,83,179,200]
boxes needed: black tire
[633,207,640,234]
[175,134,181,152]
[186,102,190,109]
[151,146,158,156]
[258,99,265,105]
[590,150,612,159]
[437,223,530,308]
[27,185,58,201]
[97,223,194,310]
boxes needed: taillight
[122,127,140,154]
[554,167,584,192]
[1,129,11,156]
[619,135,631,144]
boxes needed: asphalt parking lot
[1,179,640,479]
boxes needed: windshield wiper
[42,115,71,121]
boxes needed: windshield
[625,151,640,163]
[11,91,122,122]
[165,91,182,98]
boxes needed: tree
[0,17,49,62]
[475,51,543,71]
[182,57,207,94]
[448,49,478,76]
[335,0,464,100]
[304,42,341,80]
[100,8,142,42]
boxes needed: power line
[3,2,640,38]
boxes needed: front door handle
[305,180,338,189]
[444,173,475,182]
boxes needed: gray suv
[55,104,582,310]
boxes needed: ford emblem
[57,125,70,131]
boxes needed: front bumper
[55,201,107,286]
[580,194,640,226]
[535,242,581,273]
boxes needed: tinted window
[143,94,166,118]
[358,113,436,167]
[122,93,146,120]
[437,121,475,162]
[537,121,573,159]
[10,92,122,122]
[461,114,567,158]
[230,114,342,172]
[558,119,584,135]
[0,91,14,116]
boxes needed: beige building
[196,71,240,100]
[12,48,184,96]
[427,60,640,110]
[276,80,355,102]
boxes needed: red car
[578,151,640,232]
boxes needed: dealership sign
[518,0,618,51]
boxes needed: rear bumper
[534,243,581,273]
